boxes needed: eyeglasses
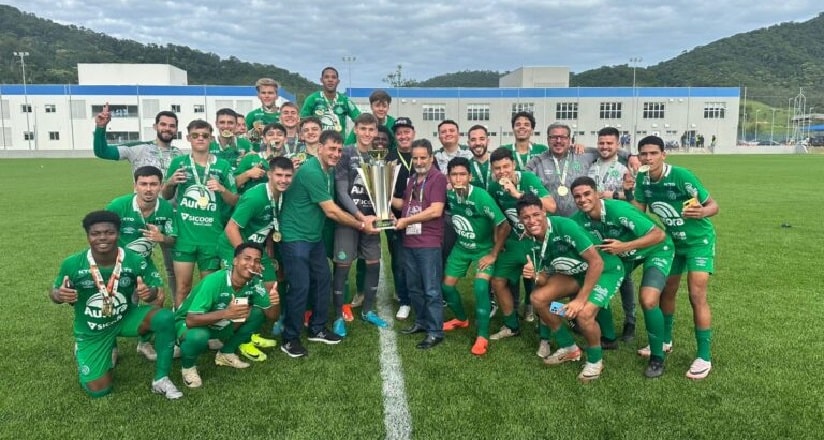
[189,132,211,140]
[548,135,570,141]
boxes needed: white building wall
[78,64,188,86]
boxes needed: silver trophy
[357,149,396,230]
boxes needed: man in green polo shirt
[300,66,361,134]
[175,243,281,388]
[517,193,624,383]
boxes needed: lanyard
[551,152,571,185]
[131,195,160,229]
[189,154,212,187]
[266,183,283,231]
[409,174,428,204]
[87,248,124,303]
[472,159,490,188]
[514,143,534,170]
[397,152,411,172]
[530,219,553,273]
[644,164,670,185]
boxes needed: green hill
[0,5,319,98]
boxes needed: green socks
[643,306,666,358]
[663,313,674,344]
[149,309,175,381]
[696,328,712,362]
[585,345,603,363]
[442,284,468,321]
[596,308,617,341]
[472,278,491,338]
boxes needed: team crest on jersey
[618,217,635,231]
[666,191,677,200]
[684,182,698,197]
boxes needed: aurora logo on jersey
[181,185,217,211]
[650,201,684,227]
[85,291,129,330]
[550,257,588,275]
[452,215,476,243]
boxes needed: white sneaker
[578,361,604,382]
[637,342,673,357]
[350,293,365,308]
[396,305,411,320]
[686,358,712,380]
[490,326,520,340]
[543,345,582,365]
[151,376,183,399]
[136,341,157,361]
[536,340,551,358]
[208,339,224,350]
[215,352,250,369]
[181,367,202,388]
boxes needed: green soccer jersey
[446,185,506,252]
[105,194,177,258]
[209,137,253,170]
[245,108,280,131]
[174,269,271,331]
[570,199,673,262]
[634,164,716,251]
[216,183,280,254]
[234,152,270,193]
[502,143,549,170]
[54,248,163,337]
[488,171,550,240]
[469,159,491,190]
[167,154,237,246]
[280,156,333,243]
[344,114,397,151]
[300,91,362,134]
[527,215,623,278]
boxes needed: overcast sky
[5,1,822,88]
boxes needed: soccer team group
[49,67,719,400]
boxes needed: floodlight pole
[630,57,642,150]
[13,51,32,150]
[342,56,356,94]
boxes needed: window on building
[24,131,34,140]
[1,100,10,119]
[105,131,141,143]
[704,102,726,119]
[193,104,205,114]
[21,104,32,113]
[171,104,181,113]
[45,104,57,113]
[466,104,490,121]
[176,131,183,140]
[49,131,60,141]
[599,102,622,119]
[556,102,578,120]
[422,104,446,122]
[643,102,665,119]
[91,105,138,118]
[511,102,535,119]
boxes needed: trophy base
[373,218,396,230]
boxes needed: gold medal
[315,109,323,116]
[102,301,113,317]
[272,231,282,242]
[334,121,342,132]
[198,195,209,208]
[220,129,233,138]
[557,185,569,197]
[637,165,650,173]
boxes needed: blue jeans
[280,240,331,342]
[403,247,443,338]
[385,229,409,306]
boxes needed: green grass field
[0,155,821,439]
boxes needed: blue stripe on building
[0,84,296,101]
[345,87,740,99]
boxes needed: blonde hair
[255,78,280,91]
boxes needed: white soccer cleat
[578,361,604,382]
[136,341,157,361]
[215,352,250,369]
[637,342,673,357]
[151,376,183,399]
[536,340,551,358]
[685,358,712,380]
[181,367,202,388]
[543,345,582,365]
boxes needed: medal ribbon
[514,143,534,170]
[189,154,212,187]
[266,183,283,232]
[132,195,160,229]
[530,219,553,274]
[87,247,124,305]
[472,160,490,188]
[551,152,572,187]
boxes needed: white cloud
[4,0,821,87]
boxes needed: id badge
[406,223,422,235]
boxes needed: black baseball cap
[393,117,414,133]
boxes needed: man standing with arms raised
[278,130,379,358]
[300,67,361,135]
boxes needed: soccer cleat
[685,358,712,380]
[271,319,284,336]
[239,342,267,362]
[341,304,355,322]
[333,317,347,337]
[350,293,364,308]
[442,318,470,331]
[524,305,535,322]
[250,333,277,348]
[543,345,582,366]
[215,352,250,369]
[136,341,157,361]
[181,367,202,388]
[362,311,389,328]
[151,376,183,399]
[471,336,489,356]
[577,360,604,382]
[307,329,342,345]
[490,325,520,340]
[637,342,673,358]
[396,305,411,320]
[208,339,224,350]
[645,357,665,378]
[536,340,552,358]
[280,340,307,358]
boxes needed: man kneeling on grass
[517,193,624,383]
[174,243,280,388]
[51,210,182,399]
